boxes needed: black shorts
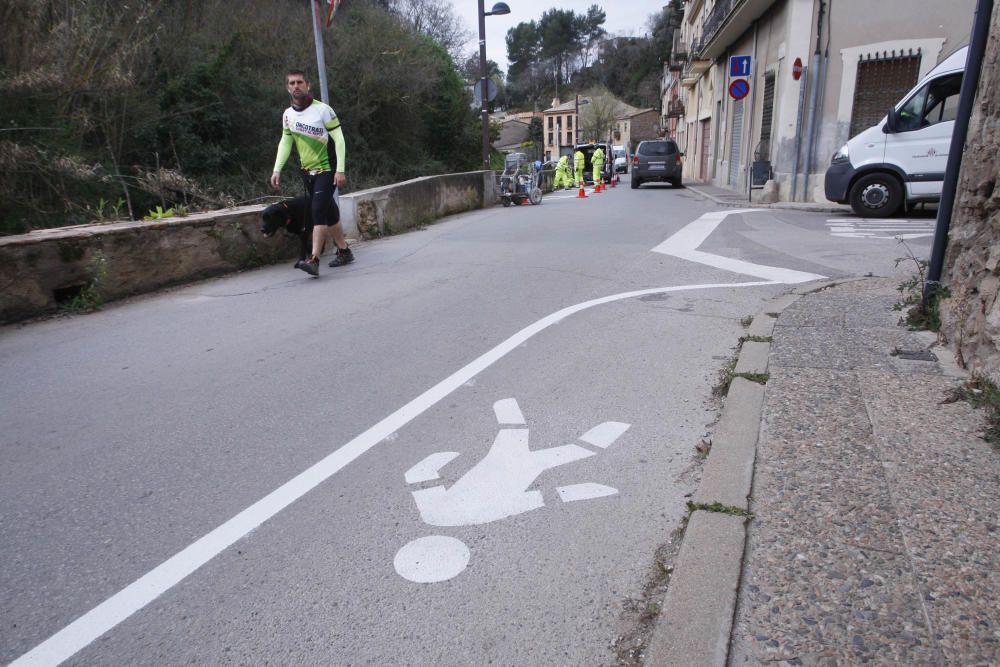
[300,171,340,226]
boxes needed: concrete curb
[645,282,842,666]
[684,183,851,214]
[644,511,747,666]
[691,377,764,511]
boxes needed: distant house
[496,119,531,154]
[542,97,588,162]
[614,107,661,152]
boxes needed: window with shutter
[849,51,922,138]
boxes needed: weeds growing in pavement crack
[944,376,1000,448]
[893,240,949,331]
[734,372,769,385]
[686,501,753,518]
[712,356,738,398]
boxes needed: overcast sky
[449,0,671,72]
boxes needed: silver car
[631,140,683,189]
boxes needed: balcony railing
[690,36,705,58]
[672,38,688,61]
[666,99,685,118]
[697,0,778,60]
[702,0,739,47]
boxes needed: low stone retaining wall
[0,171,494,324]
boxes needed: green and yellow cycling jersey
[273,100,346,174]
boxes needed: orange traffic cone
[594,180,603,193]
[576,180,588,198]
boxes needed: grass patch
[766,312,780,318]
[733,372,769,385]
[712,356,738,398]
[686,501,753,518]
[739,314,754,328]
[740,335,772,343]
[946,376,1000,447]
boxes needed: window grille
[849,49,921,138]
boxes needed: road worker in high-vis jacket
[591,145,605,185]
[553,155,571,189]
[574,149,585,186]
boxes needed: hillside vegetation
[0,0,479,234]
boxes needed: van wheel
[849,173,903,218]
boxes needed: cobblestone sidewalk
[729,278,1000,665]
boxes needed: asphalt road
[0,177,935,665]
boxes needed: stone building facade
[669,0,975,201]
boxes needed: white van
[825,46,967,217]
[613,145,628,173]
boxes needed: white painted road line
[652,209,827,284]
[11,279,777,667]
[825,218,935,240]
[556,483,619,503]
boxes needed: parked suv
[631,139,683,189]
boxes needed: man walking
[271,69,354,276]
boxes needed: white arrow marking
[652,209,826,283]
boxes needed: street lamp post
[478,1,510,171]
[309,0,330,103]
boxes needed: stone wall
[340,171,492,240]
[0,171,494,324]
[939,4,1000,377]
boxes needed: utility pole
[310,0,330,103]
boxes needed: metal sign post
[310,0,330,104]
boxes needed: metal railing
[701,0,740,49]
[690,36,705,58]
[666,99,686,117]
[672,38,688,61]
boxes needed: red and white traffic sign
[792,57,803,81]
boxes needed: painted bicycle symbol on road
[393,398,630,583]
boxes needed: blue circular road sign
[729,78,750,100]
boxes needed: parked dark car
[631,139,683,189]
[573,142,614,185]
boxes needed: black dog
[260,196,313,266]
